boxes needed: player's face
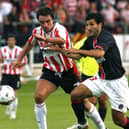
[7,37,16,49]
[38,15,54,32]
[86,19,102,37]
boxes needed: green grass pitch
[0,79,129,129]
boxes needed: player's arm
[12,41,34,69]
[46,46,82,59]
[0,50,3,63]
[34,34,65,45]
[66,52,82,60]
[12,49,28,68]
[0,50,7,69]
[0,56,2,63]
[21,55,28,67]
[17,42,33,62]
[0,58,3,63]
[18,53,28,68]
[13,57,27,68]
[67,48,105,58]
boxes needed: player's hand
[34,34,45,41]
[44,45,59,51]
[67,48,78,54]
[11,61,22,70]
[1,64,7,69]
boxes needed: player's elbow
[100,51,105,58]
[96,49,105,58]
[98,54,104,58]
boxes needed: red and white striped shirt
[28,22,74,72]
[0,45,27,75]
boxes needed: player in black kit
[67,13,129,129]
[47,12,129,129]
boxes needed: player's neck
[94,28,102,39]
[45,23,55,33]
[8,46,15,49]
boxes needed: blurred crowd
[0,0,129,46]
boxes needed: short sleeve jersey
[80,29,125,80]
[0,45,27,75]
[28,22,74,72]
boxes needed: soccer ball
[0,85,15,103]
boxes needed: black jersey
[80,29,125,80]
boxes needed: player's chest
[2,49,19,59]
[38,33,54,48]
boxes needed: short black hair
[7,33,16,39]
[86,12,104,26]
[37,6,54,20]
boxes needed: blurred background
[0,0,129,78]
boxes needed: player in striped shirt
[0,33,27,119]
[12,7,106,129]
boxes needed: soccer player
[0,33,27,119]
[57,12,129,129]
[12,7,106,129]
[74,35,108,121]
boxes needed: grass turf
[0,80,129,129]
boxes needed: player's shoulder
[101,29,113,38]
[99,29,115,41]
[32,26,42,34]
[54,22,66,31]
[0,45,8,50]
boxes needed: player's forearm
[44,37,65,45]
[18,42,33,62]
[59,48,81,59]
[66,53,81,60]
[17,62,26,67]
[0,59,3,63]
[77,49,104,58]
[34,34,65,45]
[0,51,3,63]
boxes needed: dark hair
[7,33,16,39]
[86,12,104,26]
[37,7,54,20]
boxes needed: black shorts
[40,68,80,94]
[1,74,21,90]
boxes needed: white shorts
[82,74,129,113]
